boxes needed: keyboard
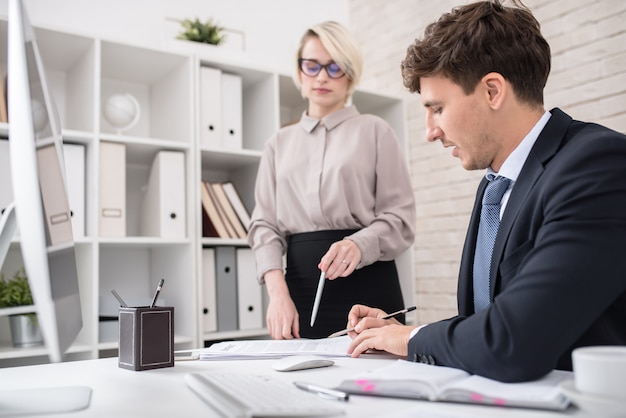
[185,372,345,417]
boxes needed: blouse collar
[300,105,359,133]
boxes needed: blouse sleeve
[246,134,287,283]
[347,121,416,268]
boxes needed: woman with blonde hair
[248,21,415,339]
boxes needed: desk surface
[0,356,587,418]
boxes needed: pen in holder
[118,306,174,371]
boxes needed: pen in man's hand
[327,306,417,338]
[294,381,350,401]
[150,279,165,308]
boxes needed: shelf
[0,306,36,317]
[200,148,262,171]
[201,237,248,247]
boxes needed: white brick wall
[349,0,626,325]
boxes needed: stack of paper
[199,336,352,360]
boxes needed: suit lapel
[458,178,489,315]
[489,108,573,300]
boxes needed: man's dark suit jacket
[408,108,626,382]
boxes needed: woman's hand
[318,239,362,280]
[263,269,300,339]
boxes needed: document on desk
[199,335,352,360]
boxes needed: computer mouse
[272,355,335,372]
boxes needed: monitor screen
[1,0,83,363]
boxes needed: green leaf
[176,17,226,45]
[0,267,34,307]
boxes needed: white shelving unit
[0,19,414,366]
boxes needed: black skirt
[286,229,405,339]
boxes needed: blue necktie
[473,175,511,312]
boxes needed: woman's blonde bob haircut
[292,21,363,103]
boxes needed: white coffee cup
[572,345,626,401]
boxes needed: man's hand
[348,324,413,358]
[345,304,401,334]
[344,304,415,357]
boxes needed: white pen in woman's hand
[310,272,325,327]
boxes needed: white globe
[102,93,140,133]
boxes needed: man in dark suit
[345,0,626,383]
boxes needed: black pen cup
[118,306,174,371]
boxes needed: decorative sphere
[102,93,140,132]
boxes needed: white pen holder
[118,306,174,371]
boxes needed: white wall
[0,0,350,73]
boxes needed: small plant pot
[9,314,43,347]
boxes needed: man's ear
[482,72,506,110]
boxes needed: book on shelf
[221,181,251,231]
[335,359,572,411]
[201,204,219,238]
[200,181,230,238]
[205,181,237,238]
[209,182,246,239]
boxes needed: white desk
[0,356,587,418]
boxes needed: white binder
[62,143,85,238]
[139,150,186,238]
[221,72,243,150]
[236,248,264,330]
[36,144,73,245]
[199,66,222,149]
[99,141,126,237]
[201,248,218,333]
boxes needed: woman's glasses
[298,58,346,79]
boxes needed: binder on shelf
[236,248,264,330]
[199,66,222,149]
[139,150,186,239]
[221,73,243,150]
[215,246,238,331]
[200,181,229,238]
[62,143,85,238]
[201,248,218,333]
[221,181,251,231]
[99,141,126,237]
[36,144,73,245]
[0,140,14,217]
[210,182,246,239]
[206,181,237,239]
[0,139,19,239]
[0,70,7,123]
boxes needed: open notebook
[335,359,572,411]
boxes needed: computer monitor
[0,0,83,364]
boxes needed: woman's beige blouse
[247,105,416,282]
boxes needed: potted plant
[0,268,43,347]
[176,17,226,46]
